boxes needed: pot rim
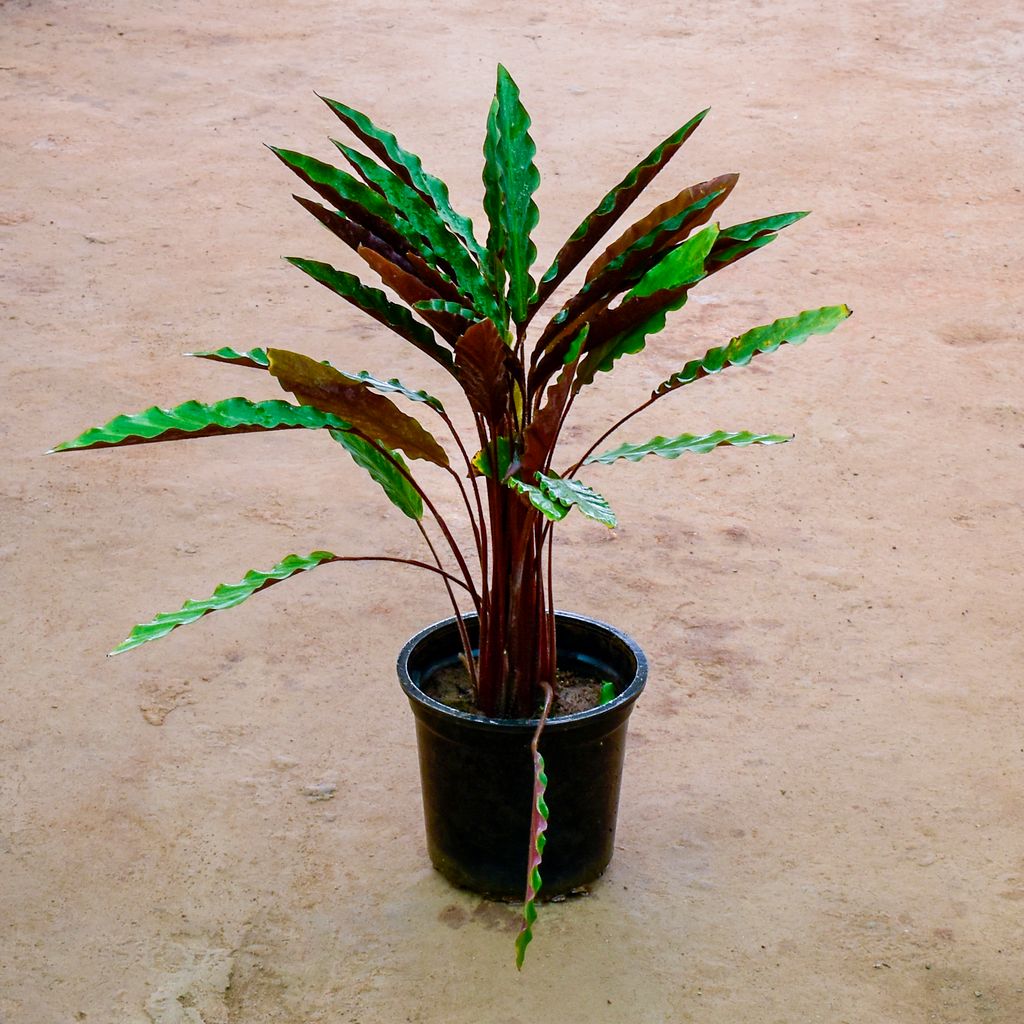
[397,609,648,730]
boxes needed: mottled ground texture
[3,1,1022,1021]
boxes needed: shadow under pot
[397,611,648,900]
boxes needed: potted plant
[50,65,850,966]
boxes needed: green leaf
[536,473,617,528]
[284,257,454,370]
[481,94,508,318]
[654,305,853,397]
[586,430,792,465]
[110,551,342,654]
[487,65,541,324]
[414,299,478,321]
[332,142,498,321]
[49,398,349,453]
[599,681,616,705]
[471,436,512,480]
[532,107,709,312]
[627,222,720,299]
[507,476,568,521]
[318,94,489,269]
[186,346,269,369]
[515,749,549,970]
[708,211,808,268]
[329,429,423,520]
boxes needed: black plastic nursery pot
[397,611,648,900]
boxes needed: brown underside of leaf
[267,348,449,466]
[521,365,574,475]
[454,319,516,423]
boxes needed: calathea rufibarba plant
[51,65,850,966]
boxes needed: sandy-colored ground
[3,1,1022,1020]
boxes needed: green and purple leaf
[653,304,852,397]
[266,348,449,466]
[530,107,709,313]
[318,93,489,269]
[109,551,344,654]
[49,397,349,452]
[585,429,792,465]
[486,65,541,325]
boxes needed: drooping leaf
[585,429,792,465]
[454,319,516,423]
[653,305,853,397]
[486,65,541,324]
[333,142,498,320]
[536,473,617,528]
[515,749,549,970]
[186,348,445,413]
[530,107,709,314]
[266,348,449,466]
[284,257,454,368]
[507,476,568,521]
[109,551,343,654]
[49,397,349,453]
[318,94,489,269]
[329,429,423,520]
[186,346,270,369]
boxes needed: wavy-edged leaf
[187,346,269,369]
[269,146,409,252]
[515,748,549,970]
[573,224,720,388]
[708,210,808,269]
[186,348,445,413]
[454,319,516,423]
[471,435,512,481]
[531,107,709,314]
[285,256,453,365]
[654,304,853,397]
[507,476,568,521]
[586,429,792,465]
[319,94,489,269]
[267,348,448,466]
[415,299,478,321]
[487,65,541,325]
[49,398,349,453]
[585,173,737,285]
[329,429,423,520]
[110,551,343,654]
[536,473,616,528]
[333,142,498,321]
[481,94,508,318]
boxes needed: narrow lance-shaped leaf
[653,305,853,397]
[515,747,549,970]
[708,210,809,268]
[49,397,350,453]
[333,142,499,321]
[536,473,617,528]
[329,429,423,520]
[574,223,721,388]
[586,429,792,465]
[110,551,344,654]
[266,348,449,466]
[284,257,454,369]
[318,94,489,270]
[186,348,446,412]
[530,107,709,313]
[488,65,541,325]
[481,94,508,320]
